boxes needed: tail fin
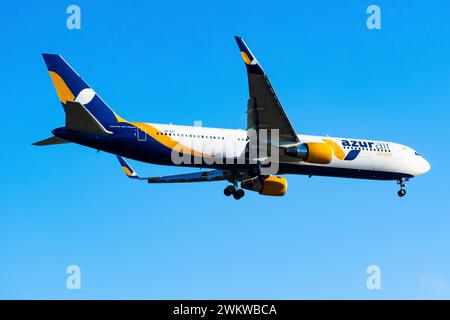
[42,54,119,125]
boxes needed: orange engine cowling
[241,176,288,196]
[285,142,333,164]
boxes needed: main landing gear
[397,178,408,197]
[223,184,245,200]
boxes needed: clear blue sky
[1,0,449,299]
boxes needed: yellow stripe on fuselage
[115,114,213,158]
[115,114,346,161]
[132,122,212,158]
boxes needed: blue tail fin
[42,53,119,124]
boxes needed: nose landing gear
[397,178,408,197]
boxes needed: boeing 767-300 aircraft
[34,36,430,199]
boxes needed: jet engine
[284,142,333,164]
[241,176,287,196]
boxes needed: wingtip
[116,155,140,179]
[116,155,127,166]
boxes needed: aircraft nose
[415,157,431,176]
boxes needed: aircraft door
[137,128,147,141]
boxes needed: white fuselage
[149,123,430,179]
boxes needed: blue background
[1,0,449,299]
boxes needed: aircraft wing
[116,155,230,183]
[235,36,300,146]
[147,170,228,183]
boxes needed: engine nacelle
[284,142,333,164]
[241,176,288,196]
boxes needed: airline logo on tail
[42,53,118,125]
[48,70,97,106]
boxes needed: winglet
[234,36,264,74]
[116,155,140,179]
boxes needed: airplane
[34,36,430,200]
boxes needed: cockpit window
[415,151,420,156]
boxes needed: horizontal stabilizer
[32,136,70,146]
[66,101,112,135]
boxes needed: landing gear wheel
[396,178,408,198]
[233,189,245,200]
[224,185,235,197]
